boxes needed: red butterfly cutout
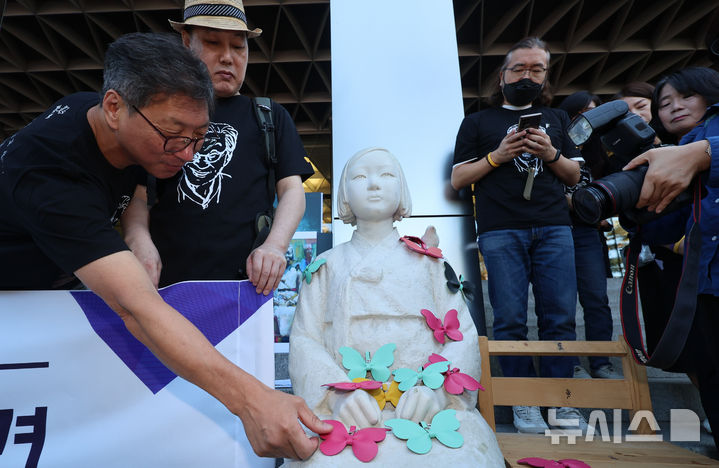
[518,458,591,468]
[424,353,483,395]
[319,420,389,462]
[420,309,463,344]
[323,380,383,391]
[400,236,443,259]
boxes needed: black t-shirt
[150,95,314,287]
[0,92,144,290]
[453,105,581,233]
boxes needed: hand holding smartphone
[518,112,542,131]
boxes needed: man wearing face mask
[451,37,584,434]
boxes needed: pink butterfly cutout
[424,353,484,394]
[420,308,463,344]
[400,236,443,259]
[518,458,591,468]
[323,380,383,391]
[319,420,389,462]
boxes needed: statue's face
[346,150,401,223]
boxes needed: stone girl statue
[286,147,504,466]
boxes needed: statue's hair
[336,147,412,226]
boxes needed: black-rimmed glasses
[132,105,206,153]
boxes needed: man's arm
[75,251,330,459]
[120,185,162,287]
[246,175,305,295]
[624,140,713,213]
[451,129,528,189]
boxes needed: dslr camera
[569,100,693,225]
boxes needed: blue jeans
[573,225,613,370]
[478,226,577,378]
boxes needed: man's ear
[101,90,124,131]
[181,29,192,48]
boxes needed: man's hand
[237,384,333,460]
[121,185,161,288]
[125,233,162,288]
[246,243,287,295]
[623,141,711,213]
[492,129,527,164]
[522,127,556,162]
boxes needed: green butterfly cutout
[385,409,463,454]
[338,343,396,382]
[303,258,327,284]
[392,361,449,391]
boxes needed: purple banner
[71,281,271,393]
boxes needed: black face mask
[502,78,543,106]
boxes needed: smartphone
[518,112,542,131]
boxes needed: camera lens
[572,166,648,224]
[572,185,614,225]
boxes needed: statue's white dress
[286,228,504,467]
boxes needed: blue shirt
[640,102,719,296]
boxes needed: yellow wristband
[486,152,500,168]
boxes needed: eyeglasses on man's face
[504,65,547,80]
[132,105,207,154]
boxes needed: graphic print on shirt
[506,123,548,175]
[177,121,238,209]
[110,195,132,224]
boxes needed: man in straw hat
[118,1,329,460]
[123,0,313,297]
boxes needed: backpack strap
[249,97,277,253]
[252,97,277,205]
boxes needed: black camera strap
[620,181,703,369]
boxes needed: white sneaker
[592,364,621,379]
[551,407,589,433]
[513,405,549,433]
[573,365,591,379]
[703,418,712,434]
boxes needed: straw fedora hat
[169,0,262,38]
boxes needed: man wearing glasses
[0,32,329,460]
[122,0,313,295]
[451,37,584,434]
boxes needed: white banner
[0,281,274,468]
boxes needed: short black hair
[651,67,719,142]
[102,32,214,113]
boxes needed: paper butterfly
[399,235,443,259]
[518,458,591,468]
[443,261,475,302]
[339,343,396,382]
[424,354,483,395]
[392,361,449,391]
[420,308,463,344]
[323,380,383,391]
[319,420,389,462]
[303,258,327,284]
[384,409,463,454]
[353,378,404,410]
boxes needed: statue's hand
[395,386,448,423]
[329,389,381,428]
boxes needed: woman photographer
[625,66,719,450]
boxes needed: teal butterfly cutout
[303,258,327,284]
[392,361,449,391]
[339,343,396,382]
[385,409,463,454]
